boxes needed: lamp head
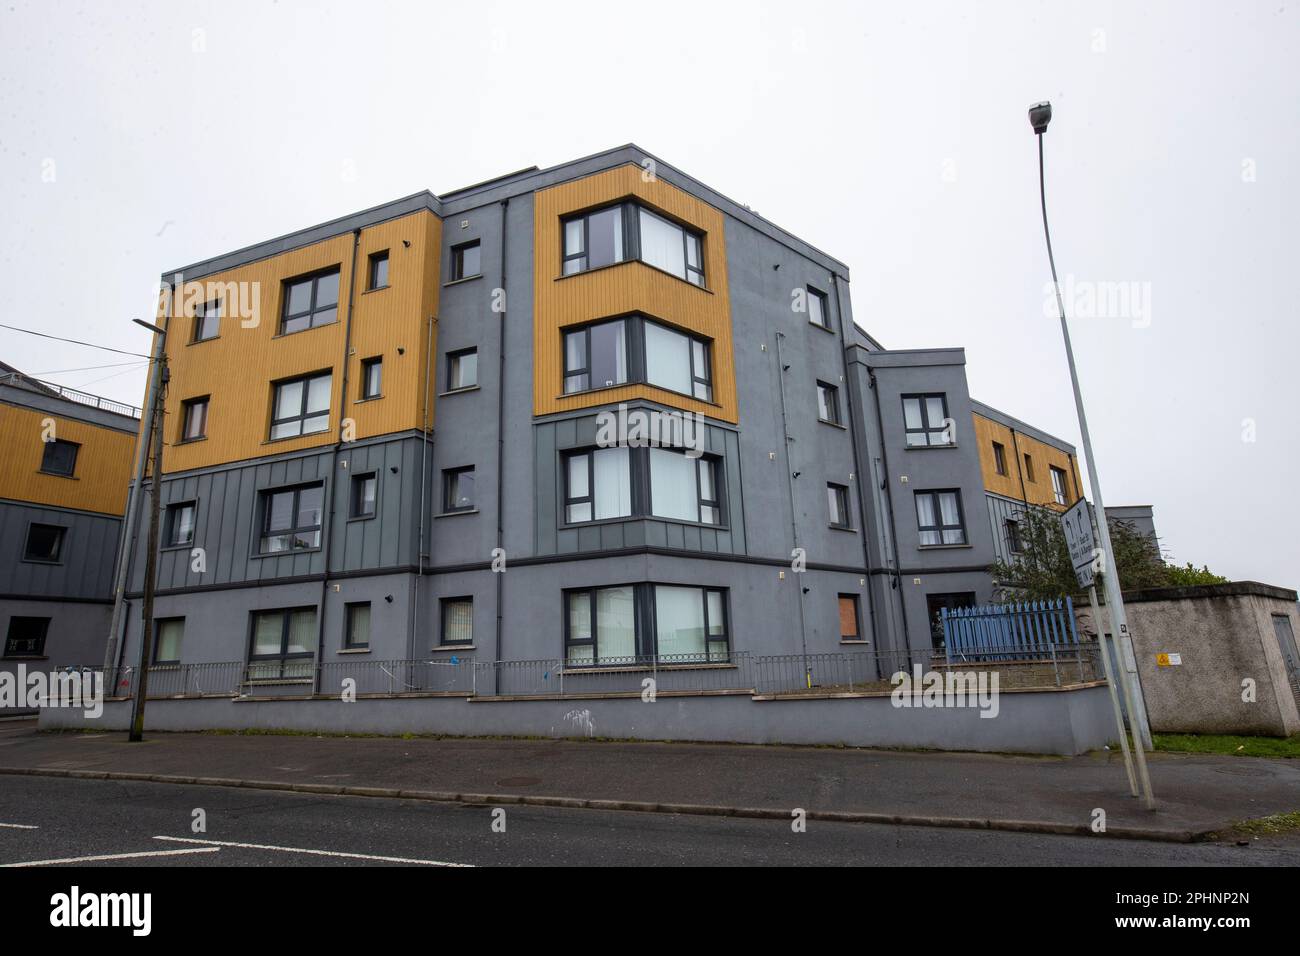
[1028,101,1052,134]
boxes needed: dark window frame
[439,596,474,646]
[180,396,209,443]
[359,356,382,400]
[561,315,713,401]
[1023,453,1036,483]
[344,602,371,650]
[165,500,197,549]
[563,583,730,667]
[39,439,79,477]
[269,370,331,441]
[442,466,475,514]
[915,489,968,547]
[901,393,953,447]
[192,298,222,342]
[247,606,316,679]
[827,482,852,530]
[817,380,841,425]
[560,445,727,529]
[22,522,66,564]
[279,266,341,335]
[349,472,377,520]
[367,250,389,290]
[806,286,830,329]
[446,347,478,391]
[451,240,481,281]
[153,617,185,665]
[560,201,706,288]
[3,616,50,659]
[257,482,325,555]
[1050,466,1069,505]
[1005,517,1025,555]
[992,440,1007,476]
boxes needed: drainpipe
[773,331,810,684]
[868,367,912,664]
[493,198,509,693]
[314,227,361,693]
[411,310,434,662]
[830,275,880,652]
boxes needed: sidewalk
[1,720,1296,841]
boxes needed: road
[0,775,1297,866]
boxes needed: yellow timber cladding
[532,165,738,424]
[0,402,134,515]
[971,410,1084,510]
[154,209,441,474]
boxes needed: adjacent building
[0,365,139,709]
[102,145,1094,703]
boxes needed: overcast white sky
[1,0,1295,586]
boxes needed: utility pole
[128,319,169,743]
[1029,101,1154,752]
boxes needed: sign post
[1060,500,1153,807]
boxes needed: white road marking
[154,835,473,866]
[0,823,39,830]
[3,847,220,867]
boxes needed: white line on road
[3,847,220,867]
[0,823,39,830]
[154,835,473,866]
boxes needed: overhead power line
[0,322,152,359]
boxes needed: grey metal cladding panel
[0,500,120,600]
[599,523,624,551]
[534,424,558,556]
[722,429,746,553]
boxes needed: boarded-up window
[838,595,860,640]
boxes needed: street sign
[1059,498,1096,589]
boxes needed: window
[193,299,222,342]
[1005,518,1025,555]
[564,318,627,394]
[3,617,49,658]
[563,447,631,523]
[992,441,1007,476]
[807,286,829,329]
[645,320,712,399]
[901,394,952,447]
[248,608,315,679]
[166,502,196,547]
[350,473,377,519]
[440,598,473,646]
[368,251,389,290]
[451,241,481,281]
[563,316,710,399]
[1023,453,1035,482]
[563,205,626,275]
[564,584,728,666]
[180,397,208,442]
[838,595,861,641]
[1050,466,1069,505]
[153,618,184,664]
[447,348,478,390]
[281,268,340,334]
[638,207,705,286]
[561,202,705,286]
[649,449,721,525]
[443,466,475,513]
[259,483,324,554]
[360,357,382,400]
[827,483,851,529]
[270,372,331,440]
[817,381,841,424]
[915,490,966,546]
[344,603,371,650]
[39,439,78,477]
[23,523,65,563]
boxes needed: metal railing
[473,652,754,698]
[942,598,1080,662]
[937,641,1104,688]
[0,372,141,418]
[316,658,475,697]
[755,650,914,696]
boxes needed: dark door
[927,592,976,649]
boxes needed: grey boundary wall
[1079,581,1300,737]
[38,684,1116,756]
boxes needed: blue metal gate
[941,598,1079,662]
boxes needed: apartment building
[0,365,139,709]
[108,145,1089,704]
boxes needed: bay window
[561,201,705,287]
[564,446,632,523]
[562,445,724,527]
[564,584,729,666]
[563,316,712,401]
[648,449,720,525]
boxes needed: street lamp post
[1029,101,1156,771]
